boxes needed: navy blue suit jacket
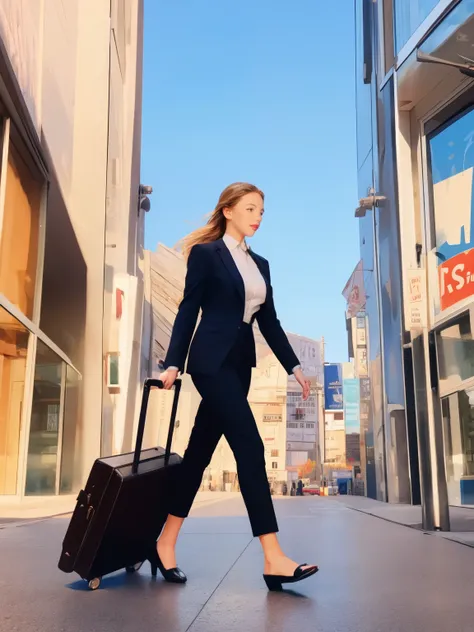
[164,239,300,376]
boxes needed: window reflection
[443,389,474,506]
[419,0,474,63]
[394,0,440,52]
[437,315,474,393]
[25,341,62,495]
[59,365,81,494]
[428,106,474,315]
[0,144,42,319]
[0,306,29,495]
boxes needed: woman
[152,182,318,591]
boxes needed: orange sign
[439,248,474,311]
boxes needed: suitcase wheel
[88,577,101,591]
[126,562,144,574]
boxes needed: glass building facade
[351,0,474,523]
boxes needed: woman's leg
[192,365,313,575]
[192,365,278,537]
[157,397,222,569]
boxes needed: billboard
[324,363,343,410]
[359,377,371,401]
[343,379,360,433]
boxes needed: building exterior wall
[351,0,474,524]
[0,0,145,499]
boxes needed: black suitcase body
[58,378,182,589]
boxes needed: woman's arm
[164,244,210,373]
[255,260,300,375]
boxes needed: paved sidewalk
[1,495,474,632]
[338,495,474,547]
[0,491,241,528]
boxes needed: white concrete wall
[0,0,44,130]
[0,0,145,488]
[69,0,111,479]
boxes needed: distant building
[285,333,324,482]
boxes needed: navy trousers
[168,324,279,537]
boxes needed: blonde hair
[179,182,264,259]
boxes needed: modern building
[285,333,324,482]
[0,1,146,502]
[323,363,345,471]
[351,0,474,528]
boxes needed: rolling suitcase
[58,378,182,590]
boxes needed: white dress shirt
[167,234,301,374]
[222,233,267,323]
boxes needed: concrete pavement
[0,491,241,527]
[339,494,474,547]
[1,495,474,632]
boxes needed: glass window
[25,340,62,495]
[419,0,474,63]
[443,388,474,506]
[428,106,474,315]
[437,315,474,393]
[0,143,42,318]
[0,306,29,495]
[394,0,440,52]
[459,388,474,477]
[355,0,374,169]
[59,365,81,494]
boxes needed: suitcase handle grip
[132,378,182,474]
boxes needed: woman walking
[152,183,318,591]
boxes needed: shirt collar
[223,233,248,252]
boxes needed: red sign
[439,248,474,311]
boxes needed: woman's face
[223,192,264,239]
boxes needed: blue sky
[141,0,359,362]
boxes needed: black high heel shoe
[147,546,187,584]
[263,563,319,591]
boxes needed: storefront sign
[407,268,427,329]
[360,377,371,401]
[356,327,366,346]
[355,347,368,377]
[439,248,474,311]
[263,414,282,423]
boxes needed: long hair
[179,182,264,259]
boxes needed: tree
[298,459,316,479]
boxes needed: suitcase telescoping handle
[132,378,182,474]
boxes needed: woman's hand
[159,369,179,390]
[294,368,311,401]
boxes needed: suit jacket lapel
[215,239,245,303]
